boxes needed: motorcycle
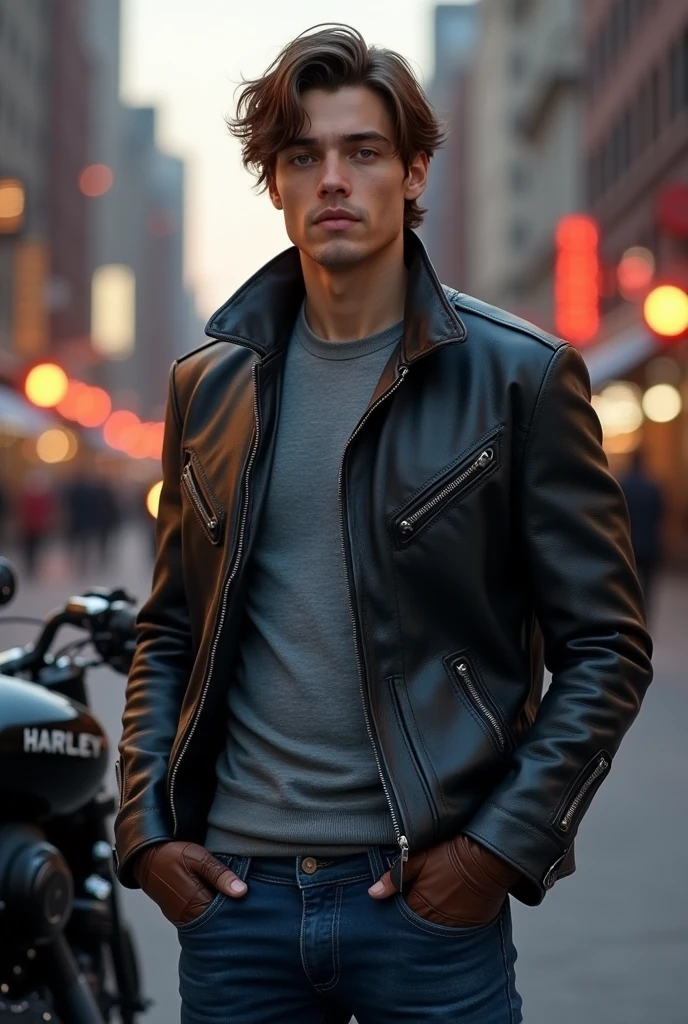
[0,557,150,1023]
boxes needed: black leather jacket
[113,231,652,905]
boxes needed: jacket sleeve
[113,361,192,887]
[463,342,653,905]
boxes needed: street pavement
[2,526,686,1024]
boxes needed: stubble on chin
[306,240,368,270]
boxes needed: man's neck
[300,233,407,342]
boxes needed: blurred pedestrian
[619,449,665,617]
[91,474,122,569]
[16,471,55,578]
[62,469,100,575]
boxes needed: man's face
[269,85,428,269]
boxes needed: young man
[114,24,652,1024]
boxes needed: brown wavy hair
[228,24,446,229]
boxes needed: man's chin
[305,239,370,269]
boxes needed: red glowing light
[554,214,600,346]
[617,248,655,300]
[78,164,114,198]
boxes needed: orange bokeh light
[78,163,114,198]
[122,422,149,459]
[57,381,112,428]
[103,410,140,451]
[74,386,112,428]
[57,380,87,420]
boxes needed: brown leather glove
[379,834,522,927]
[131,841,247,927]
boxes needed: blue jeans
[177,846,522,1023]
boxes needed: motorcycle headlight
[0,825,73,942]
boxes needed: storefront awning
[582,327,658,390]
[0,384,58,437]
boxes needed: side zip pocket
[445,651,513,754]
[115,757,124,808]
[553,752,611,834]
[181,451,224,545]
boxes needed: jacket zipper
[453,660,506,751]
[181,459,221,540]
[559,755,609,833]
[115,757,123,808]
[398,447,495,540]
[168,362,261,834]
[339,364,410,879]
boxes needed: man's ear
[268,174,283,211]
[404,151,429,203]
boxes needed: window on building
[650,66,661,140]
[669,43,680,119]
[610,120,622,182]
[621,107,632,173]
[509,221,528,251]
[609,3,622,66]
[509,51,525,79]
[587,153,599,204]
[636,81,648,155]
[509,163,529,193]
[599,138,610,196]
[620,0,631,47]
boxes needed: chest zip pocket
[395,432,501,545]
[181,452,223,545]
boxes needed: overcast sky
[120,0,458,319]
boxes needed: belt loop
[231,855,251,882]
[367,846,385,882]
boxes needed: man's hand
[368,834,522,927]
[132,841,247,927]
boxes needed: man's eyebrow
[285,131,392,148]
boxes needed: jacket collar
[204,228,467,364]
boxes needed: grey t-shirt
[204,303,402,855]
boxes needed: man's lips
[313,210,360,229]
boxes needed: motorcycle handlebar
[0,584,138,676]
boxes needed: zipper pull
[389,835,409,891]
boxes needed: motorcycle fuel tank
[0,675,108,818]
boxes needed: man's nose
[317,155,352,198]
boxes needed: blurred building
[584,0,688,564]
[84,0,200,417]
[48,0,92,355]
[0,0,51,363]
[586,0,688,346]
[467,0,584,326]
[420,3,479,289]
[0,0,199,494]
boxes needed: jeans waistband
[213,846,399,888]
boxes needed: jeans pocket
[394,891,504,939]
[176,889,228,934]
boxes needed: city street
[2,526,686,1024]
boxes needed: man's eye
[292,154,314,166]
[357,149,376,159]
